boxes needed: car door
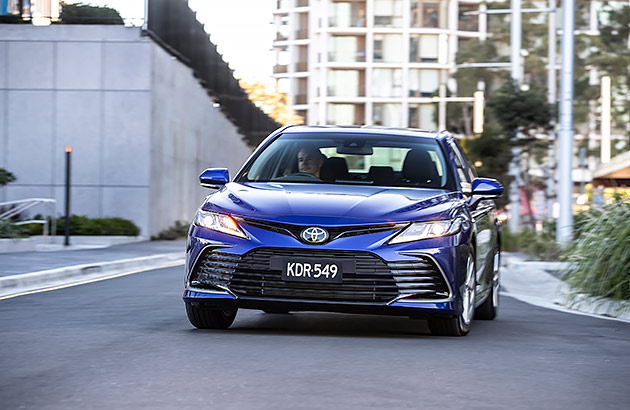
[449,140,496,294]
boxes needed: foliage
[486,82,552,137]
[151,220,189,240]
[0,168,17,187]
[25,215,139,236]
[60,2,124,25]
[0,220,28,238]
[239,81,304,126]
[563,196,630,301]
[461,124,512,208]
[501,226,562,262]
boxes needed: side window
[449,141,472,195]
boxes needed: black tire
[475,249,500,320]
[475,284,498,320]
[428,316,470,337]
[186,303,237,329]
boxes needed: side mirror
[199,168,229,189]
[472,178,504,198]
[470,178,503,210]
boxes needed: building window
[408,69,439,97]
[328,103,364,125]
[374,0,403,28]
[410,0,440,28]
[372,68,402,97]
[373,34,403,63]
[410,34,439,62]
[458,4,479,32]
[373,103,403,127]
[329,1,366,27]
[329,35,366,62]
[409,104,436,129]
[327,70,364,97]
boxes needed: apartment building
[272,0,486,128]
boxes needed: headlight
[194,210,249,239]
[388,218,463,244]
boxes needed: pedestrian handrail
[0,198,56,237]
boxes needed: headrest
[402,149,440,187]
[320,157,349,182]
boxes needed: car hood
[202,182,464,225]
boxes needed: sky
[82,0,276,84]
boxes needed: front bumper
[184,224,470,318]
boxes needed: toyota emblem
[301,227,329,244]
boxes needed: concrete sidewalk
[0,241,628,323]
[501,252,630,323]
[0,240,186,298]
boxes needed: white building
[0,24,255,237]
[272,0,487,128]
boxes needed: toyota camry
[184,126,503,336]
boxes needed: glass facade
[373,103,403,127]
[409,104,436,129]
[372,68,402,98]
[329,35,367,62]
[328,70,364,97]
[329,1,366,27]
[374,0,403,27]
[410,34,439,62]
[410,0,440,28]
[409,69,439,97]
[374,34,403,63]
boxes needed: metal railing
[0,198,56,237]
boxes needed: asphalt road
[1,265,629,410]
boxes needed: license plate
[282,259,343,284]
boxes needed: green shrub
[563,197,630,301]
[0,220,28,238]
[500,225,562,261]
[151,221,190,240]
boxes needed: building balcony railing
[296,61,308,72]
[328,16,366,28]
[328,52,366,63]
[327,86,366,97]
[296,0,309,7]
[295,94,308,105]
[295,29,309,40]
[275,33,288,42]
[273,64,288,74]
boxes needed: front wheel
[186,303,237,329]
[428,253,476,337]
[476,249,500,320]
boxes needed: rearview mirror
[199,168,229,189]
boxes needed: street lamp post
[556,0,575,243]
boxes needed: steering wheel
[291,172,322,180]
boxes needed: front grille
[233,216,406,245]
[191,248,450,303]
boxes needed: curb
[0,252,185,298]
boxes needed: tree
[0,168,16,187]
[239,81,304,126]
[60,2,124,25]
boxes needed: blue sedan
[184,126,503,336]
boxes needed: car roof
[280,125,450,142]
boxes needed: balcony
[296,0,309,7]
[275,33,288,42]
[273,64,288,74]
[295,29,309,40]
[328,52,366,63]
[295,94,308,105]
[296,61,308,72]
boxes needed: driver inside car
[297,145,324,178]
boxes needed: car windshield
[237,132,454,189]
